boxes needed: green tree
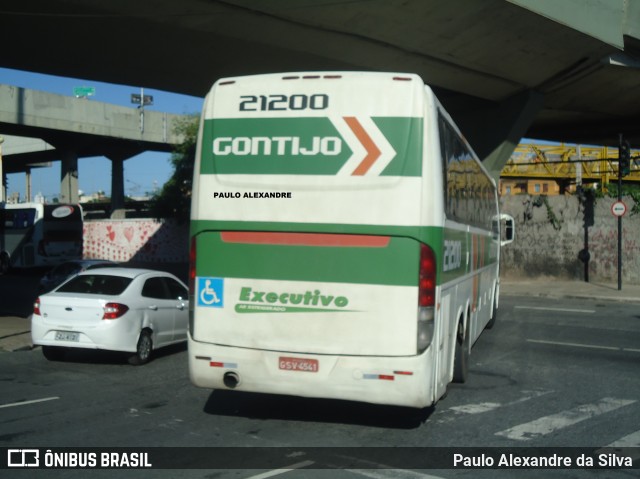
[149,114,199,223]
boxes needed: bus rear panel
[189,72,501,408]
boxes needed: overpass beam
[456,90,544,182]
[59,151,79,204]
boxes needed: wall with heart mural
[83,220,189,263]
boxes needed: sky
[0,67,204,202]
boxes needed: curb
[0,332,33,353]
[0,330,30,341]
[12,344,35,352]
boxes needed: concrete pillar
[60,150,79,204]
[25,167,31,203]
[109,155,126,219]
[454,89,544,182]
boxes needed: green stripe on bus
[191,220,498,285]
[199,117,422,176]
[195,233,421,286]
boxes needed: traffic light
[619,140,631,177]
[577,185,595,227]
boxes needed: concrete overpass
[2,0,640,179]
[0,84,186,215]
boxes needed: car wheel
[42,345,66,361]
[128,330,153,366]
[452,318,469,384]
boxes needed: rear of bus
[188,72,445,408]
[1,203,82,268]
[39,204,83,264]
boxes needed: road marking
[450,402,501,415]
[595,430,640,462]
[0,396,60,409]
[449,390,552,415]
[246,461,314,479]
[495,397,636,441]
[515,306,595,314]
[273,452,450,479]
[331,455,446,479]
[348,469,447,479]
[604,429,640,447]
[527,339,640,353]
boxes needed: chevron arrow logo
[333,116,397,176]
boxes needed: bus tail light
[34,297,41,316]
[102,303,129,320]
[417,244,436,353]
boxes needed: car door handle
[148,305,158,311]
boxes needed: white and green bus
[188,71,514,408]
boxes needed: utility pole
[616,134,631,290]
[131,88,154,134]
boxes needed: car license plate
[279,357,319,373]
[55,331,79,342]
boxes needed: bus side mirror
[500,214,515,246]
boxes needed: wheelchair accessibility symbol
[197,277,224,308]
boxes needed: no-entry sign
[611,200,627,217]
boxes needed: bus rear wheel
[486,289,498,329]
[453,318,469,383]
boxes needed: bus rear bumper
[188,334,437,409]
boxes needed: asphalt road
[1,293,639,479]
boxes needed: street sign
[73,86,95,98]
[131,93,154,106]
[611,200,627,217]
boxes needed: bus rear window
[3,209,36,229]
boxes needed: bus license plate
[279,357,319,373]
[55,331,79,342]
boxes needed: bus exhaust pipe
[223,372,240,389]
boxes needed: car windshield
[57,274,132,295]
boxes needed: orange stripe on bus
[221,232,390,247]
[344,117,381,175]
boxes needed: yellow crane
[501,143,640,193]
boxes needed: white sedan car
[32,268,189,365]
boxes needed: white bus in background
[0,203,83,273]
[188,71,514,409]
